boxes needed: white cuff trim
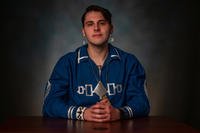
[124,106,133,117]
[67,106,76,119]
[76,106,87,120]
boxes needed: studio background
[1,0,200,129]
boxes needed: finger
[91,113,109,119]
[91,114,111,122]
[99,98,109,104]
[103,105,112,114]
[91,108,107,114]
[91,118,110,122]
[91,104,112,114]
[91,104,106,109]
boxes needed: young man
[43,5,150,122]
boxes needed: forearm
[43,97,87,120]
[119,97,150,119]
[43,98,69,118]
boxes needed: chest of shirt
[69,60,126,106]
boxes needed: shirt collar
[77,44,121,64]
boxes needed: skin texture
[83,99,120,122]
[82,11,120,122]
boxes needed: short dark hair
[81,5,112,27]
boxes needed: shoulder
[111,45,140,64]
[55,45,84,66]
[112,45,146,74]
[58,45,84,62]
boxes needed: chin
[90,40,109,46]
[91,42,108,47]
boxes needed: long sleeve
[120,56,150,119]
[42,55,86,119]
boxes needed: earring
[82,37,86,45]
[110,34,114,43]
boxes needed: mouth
[92,34,102,37]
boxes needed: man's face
[82,11,113,46]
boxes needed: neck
[87,44,109,66]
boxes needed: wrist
[119,108,125,119]
[83,108,88,120]
[116,108,121,120]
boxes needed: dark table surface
[0,116,199,133]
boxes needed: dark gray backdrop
[1,0,200,129]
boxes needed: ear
[82,29,85,37]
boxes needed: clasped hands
[83,98,120,122]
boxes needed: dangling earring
[110,34,114,43]
[82,37,87,45]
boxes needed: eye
[85,22,93,27]
[99,21,107,25]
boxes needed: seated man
[42,5,150,122]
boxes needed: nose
[94,23,100,31]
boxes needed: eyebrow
[85,19,107,24]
